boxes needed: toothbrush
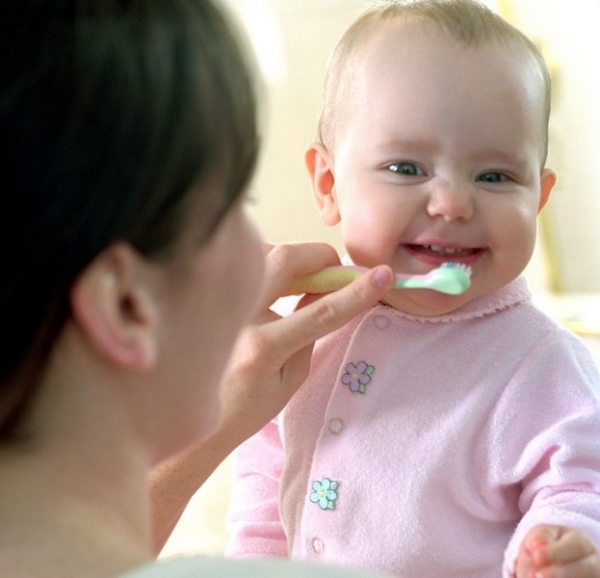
[283,262,472,296]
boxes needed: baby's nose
[426,182,474,222]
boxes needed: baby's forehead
[348,19,545,103]
[349,17,526,63]
[333,26,546,147]
[320,12,550,159]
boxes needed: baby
[227,1,600,576]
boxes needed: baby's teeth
[428,245,457,254]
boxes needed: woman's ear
[538,168,557,213]
[305,141,341,226]
[70,243,158,371]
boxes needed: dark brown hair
[0,0,259,437]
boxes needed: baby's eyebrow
[470,150,532,173]
[370,138,435,157]
[371,138,538,173]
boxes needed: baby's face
[322,22,555,316]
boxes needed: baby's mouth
[406,244,481,260]
[418,244,477,257]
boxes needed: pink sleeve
[226,418,289,558]
[499,334,600,576]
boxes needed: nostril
[426,191,474,221]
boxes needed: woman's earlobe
[70,243,158,371]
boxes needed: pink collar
[380,276,531,324]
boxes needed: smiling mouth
[407,244,481,259]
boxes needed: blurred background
[159,0,600,560]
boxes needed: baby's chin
[380,288,474,318]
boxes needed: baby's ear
[69,242,158,371]
[305,142,341,226]
[538,168,557,213]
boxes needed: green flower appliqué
[341,361,375,394]
[310,478,339,510]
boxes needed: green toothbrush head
[431,262,472,295]
[394,262,472,295]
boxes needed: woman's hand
[150,243,394,553]
[217,242,393,443]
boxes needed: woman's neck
[0,332,155,577]
[0,409,155,577]
[0,440,153,577]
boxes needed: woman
[0,1,394,576]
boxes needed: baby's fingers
[547,530,596,564]
[530,526,596,567]
[532,553,600,578]
[520,526,600,578]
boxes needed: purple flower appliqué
[341,361,375,394]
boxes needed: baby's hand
[515,524,600,578]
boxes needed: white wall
[223,0,369,253]
[510,0,600,292]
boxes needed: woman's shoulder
[120,556,393,578]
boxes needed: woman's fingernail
[373,266,392,287]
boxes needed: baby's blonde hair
[318,0,551,161]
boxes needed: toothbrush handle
[282,266,366,296]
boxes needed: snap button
[308,536,325,554]
[327,417,344,435]
[373,315,390,329]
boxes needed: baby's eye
[388,162,425,176]
[477,172,509,183]
[388,162,424,176]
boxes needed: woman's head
[0,0,260,437]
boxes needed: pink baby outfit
[227,277,600,577]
